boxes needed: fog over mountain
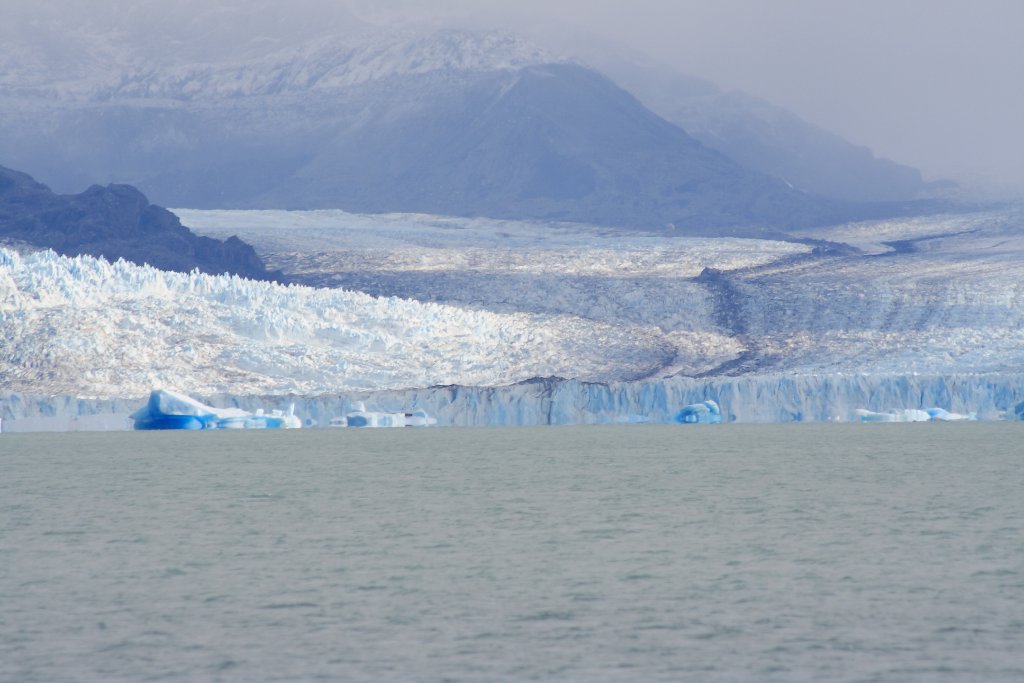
[3,0,1019,201]
[0,1,956,233]
[352,0,1024,197]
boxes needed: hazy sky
[347,0,1024,194]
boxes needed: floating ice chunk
[130,389,300,430]
[673,399,722,424]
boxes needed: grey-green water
[2,424,1023,682]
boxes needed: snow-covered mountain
[95,31,553,101]
[0,28,552,101]
[0,0,373,89]
[0,27,923,232]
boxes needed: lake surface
[2,424,1022,682]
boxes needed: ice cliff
[5,374,1021,427]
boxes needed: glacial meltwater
[1,424,1022,682]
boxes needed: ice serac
[0,246,682,397]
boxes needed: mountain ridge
[0,165,279,280]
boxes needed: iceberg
[673,399,722,424]
[131,389,301,430]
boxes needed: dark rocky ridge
[0,165,279,280]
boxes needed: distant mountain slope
[246,62,857,231]
[0,29,932,231]
[0,165,277,280]
[590,57,935,202]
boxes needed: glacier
[3,206,1024,429]
[182,206,1024,379]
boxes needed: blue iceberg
[131,389,301,430]
[673,400,722,424]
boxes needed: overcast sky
[346,0,1023,194]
